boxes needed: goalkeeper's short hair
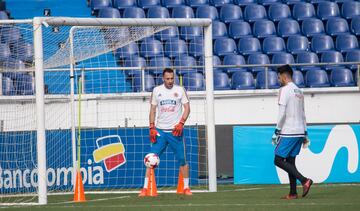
[278,64,293,78]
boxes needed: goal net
[0,17,216,205]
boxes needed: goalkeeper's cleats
[183,188,193,196]
[138,188,148,197]
[281,194,298,200]
[302,179,313,197]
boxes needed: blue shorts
[150,128,187,166]
[275,136,304,158]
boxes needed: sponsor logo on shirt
[160,99,176,106]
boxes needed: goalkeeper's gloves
[149,123,158,143]
[271,128,281,146]
[303,131,311,149]
[172,117,185,137]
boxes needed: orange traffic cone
[74,171,86,202]
[146,168,158,197]
[176,171,184,194]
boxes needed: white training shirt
[277,82,307,136]
[151,84,189,130]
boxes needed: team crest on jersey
[174,92,178,97]
[158,93,162,97]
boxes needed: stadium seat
[268,4,291,22]
[335,34,359,53]
[189,38,204,58]
[213,72,230,90]
[277,19,301,38]
[115,42,139,60]
[2,76,16,96]
[256,70,280,89]
[113,0,137,9]
[97,7,121,18]
[186,0,209,7]
[219,4,242,23]
[258,0,281,5]
[198,55,222,72]
[138,0,161,9]
[330,68,355,87]
[0,43,11,62]
[296,52,321,71]
[223,54,246,73]
[140,38,164,58]
[214,38,237,56]
[149,56,172,75]
[292,2,316,21]
[162,0,186,8]
[123,7,146,18]
[164,38,188,58]
[1,26,21,44]
[350,16,360,36]
[196,5,218,20]
[172,5,194,18]
[238,37,261,55]
[147,6,170,18]
[244,4,267,22]
[301,18,325,37]
[233,0,255,6]
[132,73,156,92]
[180,26,203,41]
[124,56,147,75]
[253,20,276,38]
[14,73,33,95]
[210,0,233,7]
[282,0,306,5]
[286,35,309,54]
[317,1,340,20]
[231,71,255,90]
[11,41,34,63]
[311,35,334,53]
[183,72,205,91]
[174,55,197,75]
[91,0,112,11]
[212,21,228,39]
[292,70,305,88]
[0,11,9,20]
[229,21,252,40]
[247,53,270,73]
[262,37,286,54]
[305,69,330,87]
[271,52,295,67]
[320,51,344,71]
[155,26,179,41]
[326,17,349,36]
[345,50,360,70]
[341,1,360,20]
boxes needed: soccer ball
[144,153,160,169]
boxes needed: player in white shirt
[272,65,313,199]
[139,68,192,196]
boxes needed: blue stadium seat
[1,26,21,44]
[91,0,112,11]
[292,70,305,88]
[138,0,161,9]
[301,18,325,37]
[162,0,186,8]
[233,0,256,6]
[350,16,360,36]
[149,56,172,75]
[336,34,359,53]
[238,37,261,55]
[0,11,9,20]
[113,0,137,9]
[330,68,355,87]
[256,70,280,89]
[286,35,309,54]
[132,74,156,92]
[140,38,164,58]
[231,71,255,90]
[229,21,252,39]
[213,72,231,90]
[183,72,205,91]
[210,0,233,7]
[282,0,306,5]
[247,53,270,73]
[174,55,197,75]
[0,43,10,62]
[296,52,321,71]
[223,54,246,73]
[293,2,316,21]
[272,52,295,66]
[341,1,360,20]
[268,4,291,22]
[326,17,349,36]
[124,56,147,75]
[123,7,146,18]
[320,51,344,71]
[253,20,276,38]
[311,35,334,53]
[198,55,222,72]
[189,38,204,58]
[147,6,170,18]
[212,21,228,39]
[2,76,16,96]
[317,1,340,20]
[244,4,267,22]
[196,5,218,20]
[258,0,281,5]
[186,0,209,7]
[11,41,34,63]
[214,38,237,56]
[263,37,286,54]
[345,50,360,70]
[180,26,203,41]
[98,7,121,18]
[219,4,242,23]
[305,69,330,87]
[277,19,301,38]
[164,38,188,58]
[14,73,33,95]
[155,26,179,41]
[172,5,194,18]
[115,42,139,60]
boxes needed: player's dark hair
[277,64,293,78]
[163,68,174,76]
